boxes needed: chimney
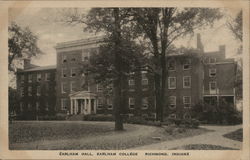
[197,33,204,52]
[219,45,226,58]
[23,58,31,70]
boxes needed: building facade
[16,59,56,120]
[15,34,237,120]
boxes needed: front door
[77,99,81,114]
[91,99,95,114]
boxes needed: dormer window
[37,74,42,82]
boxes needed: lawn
[9,121,209,150]
[170,144,238,150]
[223,128,243,142]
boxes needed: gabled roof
[69,91,97,98]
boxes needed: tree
[130,8,222,121]
[83,8,142,130]
[8,22,43,72]
[227,10,242,42]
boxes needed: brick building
[15,34,236,120]
[16,59,56,120]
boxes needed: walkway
[131,125,242,150]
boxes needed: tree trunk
[113,8,124,131]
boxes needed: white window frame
[36,86,41,96]
[169,114,177,119]
[27,103,31,110]
[70,81,76,92]
[21,75,25,83]
[71,68,77,77]
[142,78,148,85]
[97,98,103,109]
[168,77,176,89]
[209,68,217,77]
[209,57,216,64]
[62,54,67,63]
[28,86,32,96]
[129,79,135,86]
[183,76,191,88]
[168,96,176,109]
[62,68,67,78]
[36,102,39,111]
[28,74,32,83]
[45,102,49,111]
[20,102,23,112]
[61,82,67,93]
[141,97,149,110]
[20,87,24,97]
[107,98,113,110]
[45,73,50,81]
[129,98,135,109]
[97,84,103,92]
[183,96,191,108]
[209,81,217,92]
[61,98,67,110]
[37,73,42,82]
[183,58,191,70]
[82,51,89,62]
[168,60,176,71]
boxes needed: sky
[9,8,242,67]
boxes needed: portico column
[70,99,73,114]
[74,99,77,114]
[81,99,84,113]
[93,99,96,114]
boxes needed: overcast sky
[9,8,242,66]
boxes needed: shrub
[181,119,200,129]
[126,116,147,124]
[83,114,114,121]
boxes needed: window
[168,60,176,71]
[28,74,32,83]
[62,54,67,63]
[37,73,42,82]
[169,114,176,119]
[209,81,217,92]
[71,81,77,92]
[183,58,191,70]
[61,82,67,93]
[20,102,23,112]
[141,97,149,109]
[209,58,216,64]
[107,98,113,110]
[168,96,176,109]
[129,98,135,109]
[97,98,104,109]
[21,75,25,83]
[28,86,32,96]
[36,102,39,111]
[183,113,191,119]
[141,73,148,85]
[168,77,176,89]
[97,84,103,92]
[45,73,51,81]
[82,52,89,62]
[45,102,49,111]
[128,79,135,86]
[45,83,49,93]
[62,68,67,78]
[61,99,67,110]
[36,86,41,96]
[183,96,191,108]
[71,57,76,62]
[183,76,191,88]
[27,103,31,110]
[20,87,24,97]
[71,68,77,77]
[209,68,216,77]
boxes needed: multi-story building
[15,34,236,120]
[16,59,56,119]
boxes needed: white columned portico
[69,91,97,115]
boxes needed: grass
[223,128,243,142]
[170,144,238,150]
[9,121,209,150]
